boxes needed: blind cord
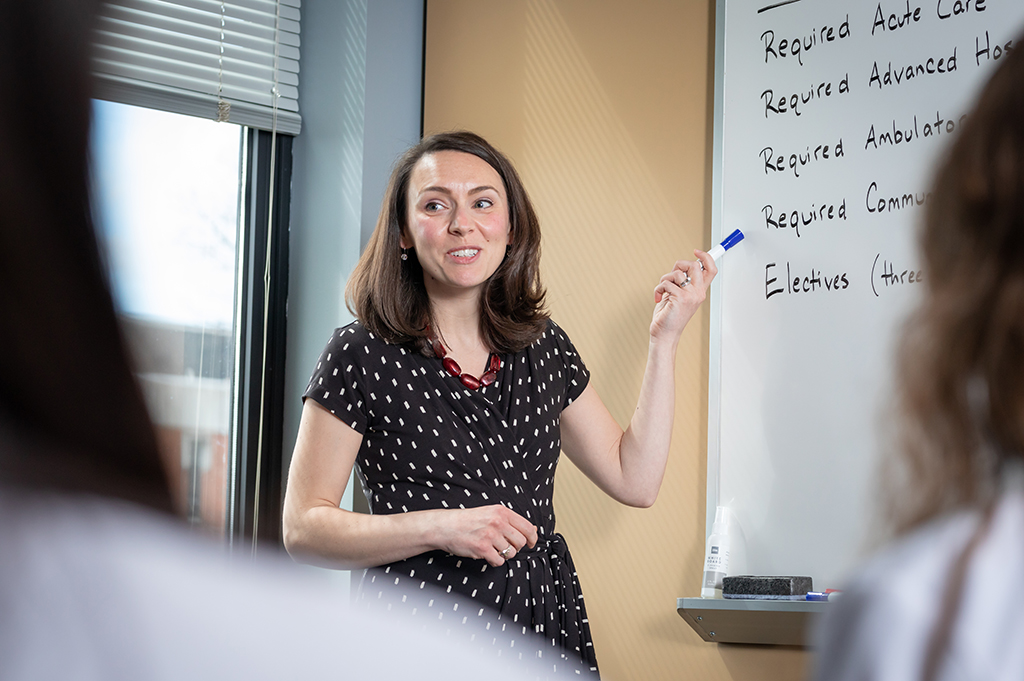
[190,325,207,525]
[216,1,230,122]
[250,0,283,558]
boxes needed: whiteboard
[707,0,1024,589]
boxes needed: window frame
[229,127,293,551]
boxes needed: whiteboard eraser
[721,575,812,600]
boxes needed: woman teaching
[283,131,715,674]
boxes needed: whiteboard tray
[676,597,828,646]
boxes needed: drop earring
[400,248,410,261]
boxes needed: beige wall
[424,2,809,680]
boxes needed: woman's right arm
[282,400,538,569]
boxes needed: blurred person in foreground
[812,33,1024,681]
[0,2,569,678]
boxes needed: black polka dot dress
[303,319,599,675]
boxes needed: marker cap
[708,229,745,262]
[721,229,745,251]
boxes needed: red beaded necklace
[426,328,501,390]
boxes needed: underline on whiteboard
[757,0,803,13]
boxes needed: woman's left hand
[650,249,717,341]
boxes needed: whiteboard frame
[701,0,1024,571]
[705,0,727,542]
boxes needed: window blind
[92,0,301,134]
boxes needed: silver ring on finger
[500,546,513,558]
[680,274,691,288]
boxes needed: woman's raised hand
[650,249,717,341]
[428,504,538,567]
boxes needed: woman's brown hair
[346,131,549,354]
[889,39,1024,532]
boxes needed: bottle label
[703,570,726,589]
[702,543,731,589]
[703,545,730,570]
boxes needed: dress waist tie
[508,532,599,675]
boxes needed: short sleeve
[301,324,370,434]
[547,321,590,408]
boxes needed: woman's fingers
[491,509,540,565]
[494,539,518,563]
[680,255,708,288]
[695,249,717,283]
[657,263,692,289]
[658,252,717,294]
[649,250,721,336]
[653,280,675,304]
[439,504,538,567]
[506,509,539,548]
[655,259,702,302]
[492,527,526,562]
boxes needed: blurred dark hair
[890,37,1024,532]
[0,0,173,512]
[346,131,549,354]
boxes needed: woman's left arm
[559,249,717,507]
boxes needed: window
[91,99,292,548]
[88,0,299,551]
[91,99,243,533]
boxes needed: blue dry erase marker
[707,229,744,262]
[686,229,744,286]
[806,591,842,602]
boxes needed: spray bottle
[701,506,732,598]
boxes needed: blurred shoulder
[0,487,566,680]
[810,504,994,681]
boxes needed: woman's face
[402,150,511,301]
